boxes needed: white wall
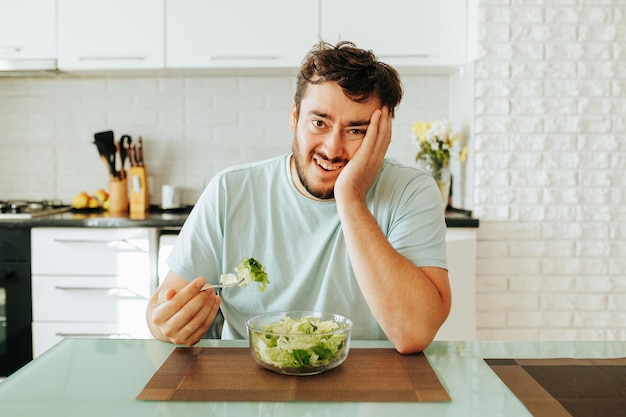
[474,2,626,341]
[0,73,452,205]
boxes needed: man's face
[289,81,381,200]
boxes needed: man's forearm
[337,199,451,353]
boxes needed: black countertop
[0,206,192,229]
[444,207,480,228]
[0,205,478,229]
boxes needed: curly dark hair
[294,40,403,118]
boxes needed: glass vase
[416,154,451,207]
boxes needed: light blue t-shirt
[167,154,447,340]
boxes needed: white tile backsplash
[0,73,453,204]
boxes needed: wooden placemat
[485,358,626,417]
[137,347,450,402]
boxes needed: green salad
[220,257,269,292]
[251,316,347,369]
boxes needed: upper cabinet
[166,0,319,69]
[0,0,56,67]
[2,0,470,73]
[320,0,468,68]
[57,0,164,70]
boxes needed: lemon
[71,192,90,209]
[94,188,109,204]
[88,197,100,208]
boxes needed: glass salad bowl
[245,311,353,376]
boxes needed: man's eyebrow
[308,110,370,127]
[347,119,371,127]
[309,110,330,119]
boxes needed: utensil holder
[129,166,149,213]
[108,178,129,213]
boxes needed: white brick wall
[0,73,451,204]
[475,2,626,341]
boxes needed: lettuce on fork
[219,257,269,292]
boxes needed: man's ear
[289,101,298,132]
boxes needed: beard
[291,137,338,200]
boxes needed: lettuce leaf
[251,316,347,369]
[220,257,269,292]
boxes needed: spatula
[94,130,117,178]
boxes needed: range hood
[0,58,59,77]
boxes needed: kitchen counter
[0,206,193,229]
[0,338,623,416]
[0,205,478,228]
[443,207,479,228]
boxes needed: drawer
[32,321,152,358]
[31,228,151,276]
[32,275,149,322]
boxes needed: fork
[150,276,245,309]
[200,276,245,291]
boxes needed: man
[146,40,451,354]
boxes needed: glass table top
[1,338,624,417]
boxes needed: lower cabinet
[30,227,158,357]
[30,225,476,356]
[435,228,477,341]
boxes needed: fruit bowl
[246,311,352,376]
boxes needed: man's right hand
[146,272,221,345]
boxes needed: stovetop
[0,200,72,219]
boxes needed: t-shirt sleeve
[166,175,225,283]
[382,169,448,269]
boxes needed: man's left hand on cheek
[335,107,392,202]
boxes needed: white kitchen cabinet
[320,0,468,68]
[166,0,319,68]
[0,0,56,66]
[31,228,158,357]
[56,0,164,70]
[435,228,477,341]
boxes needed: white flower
[412,119,466,169]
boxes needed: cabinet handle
[0,46,22,53]
[53,238,113,243]
[54,286,147,299]
[55,332,131,339]
[210,55,279,61]
[78,56,146,61]
[52,238,146,251]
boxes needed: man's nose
[320,128,343,158]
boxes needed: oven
[0,228,32,377]
[0,199,70,376]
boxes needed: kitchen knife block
[108,178,129,213]
[129,166,149,213]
